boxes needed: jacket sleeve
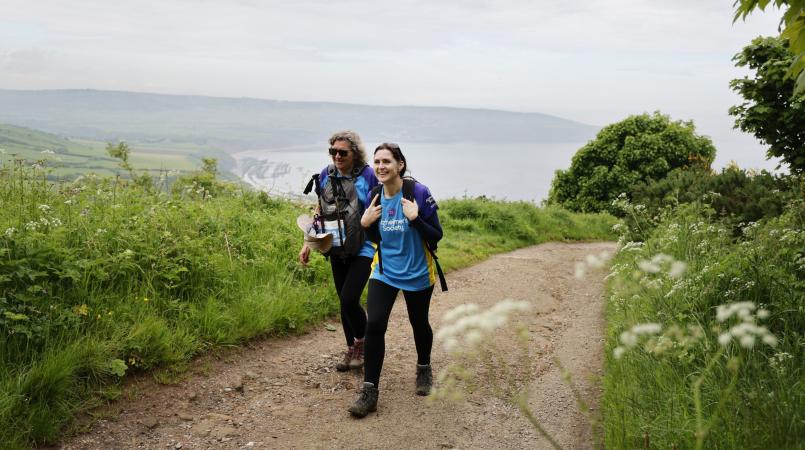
[409,210,442,247]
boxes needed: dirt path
[61,241,615,450]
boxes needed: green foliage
[734,0,805,95]
[730,36,805,173]
[0,161,616,448]
[629,165,798,232]
[438,198,617,271]
[548,112,716,213]
[171,157,234,199]
[602,194,805,449]
[105,142,131,172]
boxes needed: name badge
[323,220,345,247]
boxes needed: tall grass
[602,195,805,449]
[0,160,616,449]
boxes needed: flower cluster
[574,250,613,279]
[613,323,663,359]
[637,253,687,279]
[436,299,531,353]
[715,302,777,349]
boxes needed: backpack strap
[404,178,447,290]
[402,177,416,201]
[369,184,384,275]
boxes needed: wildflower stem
[554,357,603,449]
[515,392,563,450]
[692,346,725,450]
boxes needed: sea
[230,141,589,203]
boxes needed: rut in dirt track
[62,241,616,450]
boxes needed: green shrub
[630,166,798,232]
[549,112,716,213]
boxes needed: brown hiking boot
[336,346,354,372]
[349,338,365,369]
[348,382,378,418]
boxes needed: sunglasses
[328,148,350,158]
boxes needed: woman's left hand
[402,198,418,221]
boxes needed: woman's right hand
[361,194,382,228]
[298,244,311,266]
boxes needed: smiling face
[373,149,405,184]
[330,139,354,174]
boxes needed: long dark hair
[374,143,407,177]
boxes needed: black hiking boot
[336,346,354,372]
[348,382,378,418]
[415,364,432,396]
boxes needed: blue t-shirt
[368,182,439,291]
[319,165,378,259]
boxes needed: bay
[230,141,587,203]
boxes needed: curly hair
[329,130,367,169]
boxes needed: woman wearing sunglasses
[299,130,378,372]
[348,143,443,418]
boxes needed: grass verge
[0,162,616,449]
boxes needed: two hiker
[298,131,445,418]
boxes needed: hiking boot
[415,364,433,396]
[348,382,378,418]
[349,338,365,369]
[336,346,354,372]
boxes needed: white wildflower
[4,227,16,237]
[668,261,687,279]
[613,346,626,359]
[619,331,638,347]
[716,302,756,322]
[436,299,529,353]
[619,241,644,253]
[739,335,756,349]
[38,204,51,212]
[638,260,661,274]
[464,330,484,346]
[757,309,770,320]
[574,262,586,279]
[718,332,732,346]
[762,334,778,347]
[632,323,662,335]
[442,304,480,323]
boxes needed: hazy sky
[0,1,787,169]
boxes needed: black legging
[330,255,371,347]
[364,279,434,387]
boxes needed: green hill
[0,123,202,178]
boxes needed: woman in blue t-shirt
[349,142,443,418]
[299,130,378,372]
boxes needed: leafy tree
[730,36,805,173]
[106,141,132,173]
[106,141,154,190]
[734,0,805,94]
[548,112,716,213]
